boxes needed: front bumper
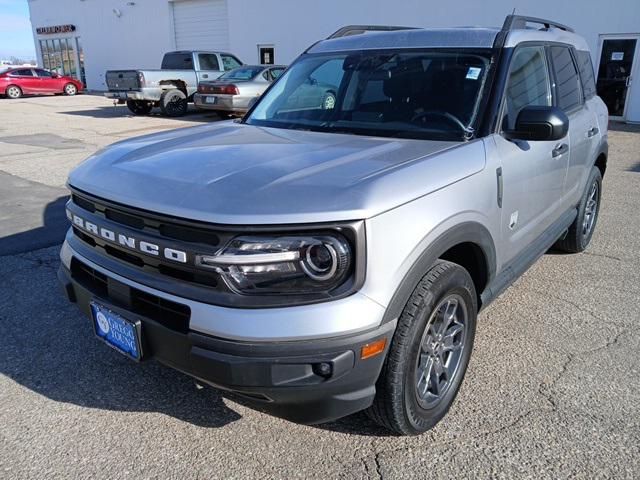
[193,93,253,113]
[58,250,394,424]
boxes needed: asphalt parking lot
[1,94,639,479]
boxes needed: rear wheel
[159,89,188,117]
[367,260,477,435]
[63,83,78,96]
[126,100,153,116]
[5,85,22,99]
[321,91,336,110]
[554,166,602,253]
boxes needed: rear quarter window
[576,50,597,99]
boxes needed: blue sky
[0,0,36,60]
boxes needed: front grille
[68,190,231,291]
[70,257,190,333]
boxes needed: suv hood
[68,122,485,224]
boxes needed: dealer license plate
[90,302,142,361]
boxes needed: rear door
[195,52,223,82]
[8,69,39,93]
[492,45,569,263]
[550,46,600,203]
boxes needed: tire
[5,85,22,99]
[126,100,153,116]
[554,166,602,253]
[321,91,336,110]
[159,89,188,117]
[63,83,78,96]
[367,260,478,435]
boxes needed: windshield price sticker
[466,67,482,80]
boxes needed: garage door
[172,0,229,51]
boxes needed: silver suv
[58,16,608,435]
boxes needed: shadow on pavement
[62,104,222,121]
[0,245,242,429]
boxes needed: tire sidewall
[161,90,187,117]
[577,167,602,250]
[401,267,477,433]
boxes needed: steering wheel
[411,110,467,131]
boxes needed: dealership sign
[36,24,76,35]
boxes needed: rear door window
[503,46,552,130]
[161,53,193,70]
[198,53,220,71]
[35,69,53,77]
[10,69,34,77]
[550,46,583,111]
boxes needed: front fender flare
[381,221,496,324]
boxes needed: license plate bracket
[204,96,217,104]
[90,301,143,361]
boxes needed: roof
[308,23,590,54]
[309,28,500,53]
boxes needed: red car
[0,67,84,99]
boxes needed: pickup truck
[104,51,243,117]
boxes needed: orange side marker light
[361,338,387,360]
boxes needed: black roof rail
[328,25,418,39]
[501,15,574,33]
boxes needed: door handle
[587,127,599,137]
[626,75,632,87]
[552,143,569,157]
[202,74,208,79]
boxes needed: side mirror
[503,106,569,141]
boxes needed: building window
[38,36,85,86]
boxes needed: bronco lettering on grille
[68,211,188,264]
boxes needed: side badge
[509,211,519,230]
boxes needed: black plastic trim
[381,222,496,323]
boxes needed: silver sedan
[194,64,286,116]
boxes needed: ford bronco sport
[59,16,608,435]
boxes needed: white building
[27,0,640,122]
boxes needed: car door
[550,46,600,204]
[8,69,39,93]
[196,53,223,83]
[491,45,570,263]
[33,68,60,93]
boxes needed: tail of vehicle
[105,70,142,91]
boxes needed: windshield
[220,66,263,80]
[246,49,493,140]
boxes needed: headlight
[196,234,352,295]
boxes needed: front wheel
[63,83,78,96]
[367,260,477,435]
[126,100,153,115]
[554,166,602,253]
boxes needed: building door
[171,0,229,51]
[596,35,640,121]
[259,46,275,65]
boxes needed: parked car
[59,16,608,435]
[0,67,83,98]
[104,51,243,117]
[194,64,286,116]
